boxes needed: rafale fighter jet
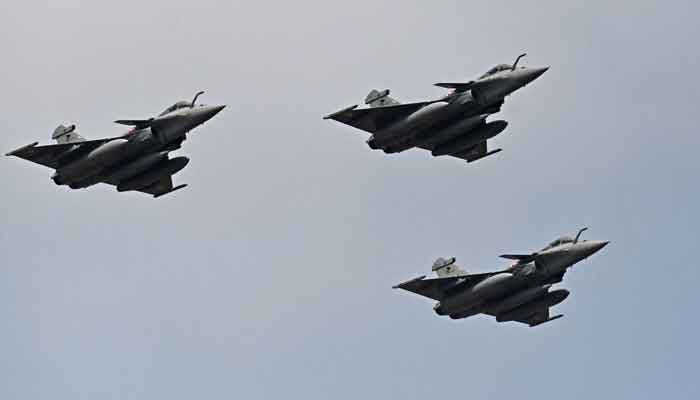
[6,91,225,197]
[393,228,608,327]
[324,54,547,163]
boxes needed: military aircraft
[323,53,547,163]
[393,228,609,327]
[6,91,225,198]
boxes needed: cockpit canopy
[159,101,191,117]
[479,64,514,79]
[543,236,574,250]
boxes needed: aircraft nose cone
[525,66,549,83]
[191,104,226,127]
[583,240,609,258]
[211,104,226,115]
[509,67,549,91]
[592,240,610,252]
[202,104,226,120]
[534,66,549,77]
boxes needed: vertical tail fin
[52,124,84,144]
[432,257,467,277]
[364,89,400,107]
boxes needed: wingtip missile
[392,275,427,289]
[6,142,39,157]
[323,104,358,120]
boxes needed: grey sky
[1,0,699,399]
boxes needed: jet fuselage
[434,239,608,320]
[51,104,225,190]
[368,66,548,156]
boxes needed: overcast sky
[1,1,699,399]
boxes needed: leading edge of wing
[5,142,40,157]
[393,271,503,301]
[6,137,122,157]
[5,137,122,169]
[323,101,434,133]
[323,101,430,120]
[393,275,452,301]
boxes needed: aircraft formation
[6,54,608,327]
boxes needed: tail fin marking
[432,257,467,277]
[52,124,85,144]
[364,89,400,107]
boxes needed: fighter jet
[393,228,609,327]
[323,53,547,163]
[6,91,225,197]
